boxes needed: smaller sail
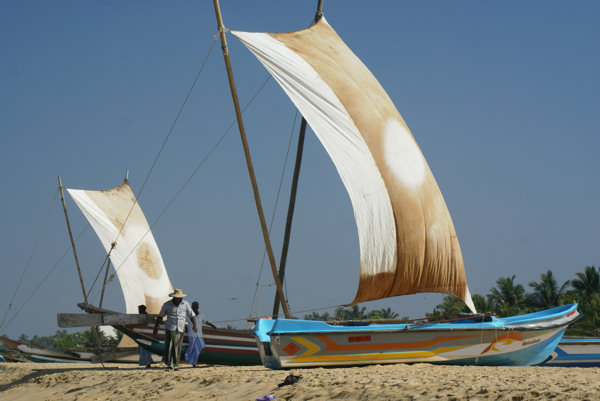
[66,181,173,314]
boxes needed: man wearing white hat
[153,289,197,370]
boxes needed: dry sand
[0,362,598,400]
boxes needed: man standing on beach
[153,289,197,371]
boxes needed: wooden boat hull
[80,304,261,365]
[255,304,579,369]
[117,323,260,365]
[539,338,600,367]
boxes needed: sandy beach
[0,362,598,400]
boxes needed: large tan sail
[233,17,475,312]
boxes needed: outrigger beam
[57,313,155,328]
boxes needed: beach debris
[278,374,302,387]
[256,395,276,401]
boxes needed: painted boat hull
[539,338,600,367]
[255,304,579,369]
[80,304,261,365]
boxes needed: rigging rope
[2,31,222,330]
[85,246,113,300]
[248,110,299,321]
[0,189,59,332]
[102,35,219,263]
[91,74,275,303]
[1,226,90,331]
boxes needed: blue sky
[1,1,598,338]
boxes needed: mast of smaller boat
[271,0,324,319]
[211,0,291,318]
[58,176,88,305]
[58,176,101,357]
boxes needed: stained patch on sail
[66,181,173,314]
[233,17,475,312]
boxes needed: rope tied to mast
[217,26,230,52]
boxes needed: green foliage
[472,294,495,313]
[334,305,368,321]
[303,311,331,321]
[368,307,399,320]
[527,270,570,309]
[432,295,471,315]
[489,275,526,317]
[13,328,121,351]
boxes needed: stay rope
[1,226,90,331]
[90,68,275,303]
[100,35,220,272]
[0,189,59,332]
[247,110,299,323]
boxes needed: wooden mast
[212,0,291,319]
[58,176,88,304]
[272,0,325,318]
[58,176,101,358]
[271,119,306,318]
[98,260,111,308]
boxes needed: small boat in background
[58,179,260,365]
[540,338,600,367]
[0,335,147,363]
[79,304,260,365]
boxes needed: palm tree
[334,305,368,321]
[568,266,600,336]
[571,266,600,299]
[527,270,569,309]
[368,307,399,320]
[489,275,526,317]
[303,311,331,321]
[472,294,495,314]
[433,295,470,315]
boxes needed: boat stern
[254,318,281,369]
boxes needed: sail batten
[66,181,173,314]
[233,17,475,312]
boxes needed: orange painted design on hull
[480,332,524,354]
[318,335,472,351]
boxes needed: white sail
[233,17,475,312]
[66,181,173,314]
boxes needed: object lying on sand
[278,374,302,387]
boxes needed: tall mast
[272,0,325,318]
[271,119,306,318]
[59,177,102,357]
[212,0,291,319]
[58,176,88,304]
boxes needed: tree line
[304,266,600,337]
[5,328,122,351]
